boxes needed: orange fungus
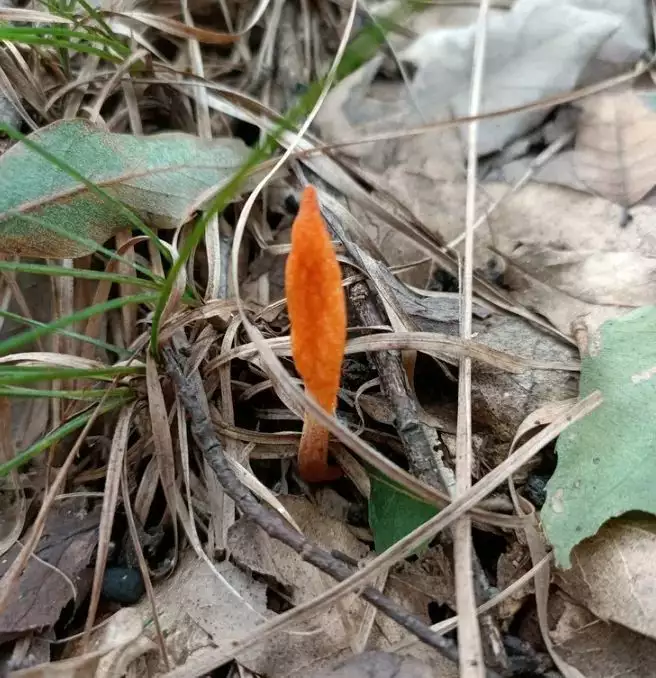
[285,185,347,481]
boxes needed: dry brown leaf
[550,596,656,678]
[320,49,656,342]
[504,244,656,306]
[0,499,100,639]
[129,498,370,678]
[471,314,578,443]
[131,551,267,673]
[310,650,448,678]
[499,256,623,338]
[11,608,147,677]
[473,177,654,257]
[477,181,656,337]
[228,496,370,677]
[495,541,532,626]
[572,89,656,207]
[555,515,656,640]
[228,496,368,604]
[371,547,455,650]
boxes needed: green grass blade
[70,0,124,43]
[0,308,130,357]
[0,397,127,477]
[0,385,133,399]
[0,365,143,385]
[0,25,128,54]
[0,259,160,290]
[0,34,125,61]
[0,291,157,356]
[33,0,121,58]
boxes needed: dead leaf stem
[454,0,490,674]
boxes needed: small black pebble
[102,567,145,604]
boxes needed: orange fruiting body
[285,185,346,482]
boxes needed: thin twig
[121,458,170,670]
[162,344,501,676]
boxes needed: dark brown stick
[347,277,449,487]
[162,344,499,677]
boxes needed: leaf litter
[0,0,655,676]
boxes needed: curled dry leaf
[0,119,255,258]
[285,186,347,482]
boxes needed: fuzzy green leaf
[542,307,656,567]
[0,119,253,258]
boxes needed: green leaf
[369,471,438,553]
[542,307,656,567]
[0,119,254,258]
